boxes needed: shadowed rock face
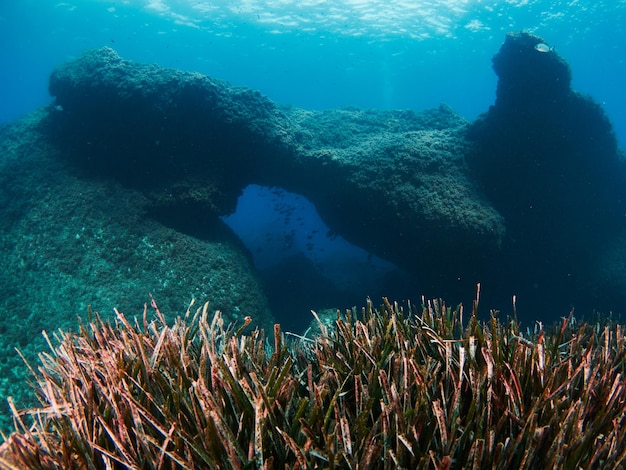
[48,47,294,215]
[467,32,626,313]
[492,31,571,106]
[47,47,505,298]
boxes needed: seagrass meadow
[0,293,625,469]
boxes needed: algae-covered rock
[48,47,295,215]
[0,48,508,430]
[3,36,626,435]
[0,110,273,431]
[281,105,504,295]
[46,47,505,298]
[467,31,626,314]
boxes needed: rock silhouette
[467,31,626,314]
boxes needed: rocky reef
[43,34,626,315]
[0,110,274,430]
[47,46,504,299]
[1,31,625,429]
[467,31,626,314]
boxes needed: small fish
[534,43,554,53]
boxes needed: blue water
[1,0,625,318]
[1,1,625,132]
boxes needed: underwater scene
[1,0,626,467]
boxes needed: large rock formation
[1,47,518,430]
[467,32,626,314]
[47,47,505,298]
[25,38,626,316]
[0,110,274,431]
[2,33,626,431]
[2,35,626,433]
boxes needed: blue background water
[1,0,625,317]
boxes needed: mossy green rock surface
[0,110,273,431]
